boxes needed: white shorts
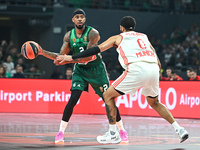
[112,62,159,97]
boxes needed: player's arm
[68,28,100,64]
[39,31,71,61]
[56,35,120,63]
[149,42,161,69]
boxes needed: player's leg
[90,62,128,142]
[55,90,82,144]
[96,86,122,144]
[61,90,82,129]
[55,67,88,144]
[101,96,128,142]
[144,63,188,143]
[146,96,189,143]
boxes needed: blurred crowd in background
[1,0,200,14]
[0,0,200,80]
[0,40,73,79]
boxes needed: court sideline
[0,113,199,150]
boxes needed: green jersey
[68,26,109,97]
[69,26,102,67]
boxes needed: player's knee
[103,91,111,103]
[68,93,81,106]
[150,100,159,108]
[103,91,108,101]
[147,96,159,108]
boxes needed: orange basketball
[21,41,40,59]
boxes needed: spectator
[0,48,3,65]
[25,64,40,78]
[167,50,176,67]
[13,65,25,78]
[3,55,14,74]
[162,67,172,80]
[5,40,14,56]
[186,67,192,80]
[10,63,18,77]
[16,57,26,70]
[9,47,21,64]
[0,65,6,78]
[3,64,12,78]
[170,70,183,81]
[1,40,8,60]
[160,33,170,45]
[175,46,186,68]
[159,69,168,81]
[65,67,73,79]
[51,66,62,79]
[189,69,200,80]
[163,47,172,66]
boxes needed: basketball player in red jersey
[56,16,189,144]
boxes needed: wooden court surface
[0,113,199,150]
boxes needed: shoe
[97,130,121,144]
[55,131,64,144]
[176,127,189,143]
[119,129,129,143]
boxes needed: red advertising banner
[0,79,200,119]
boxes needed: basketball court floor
[0,113,199,150]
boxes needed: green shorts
[71,61,109,98]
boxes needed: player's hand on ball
[56,54,72,64]
[37,45,43,55]
[21,41,40,59]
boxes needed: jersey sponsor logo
[84,36,87,41]
[72,38,76,42]
[99,86,103,92]
[136,50,155,58]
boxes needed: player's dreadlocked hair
[120,16,136,31]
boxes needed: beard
[76,24,84,29]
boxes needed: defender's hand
[56,54,73,64]
[54,59,70,65]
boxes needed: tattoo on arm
[60,31,71,55]
[87,29,100,49]
[40,31,71,60]
[42,49,59,60]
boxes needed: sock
[116,120,125,131]
[59,120,68,133]
[172,121,181,131]
[109,124,117,132]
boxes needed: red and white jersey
[116,31,158,69]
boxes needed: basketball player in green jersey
[38,9,128,144]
